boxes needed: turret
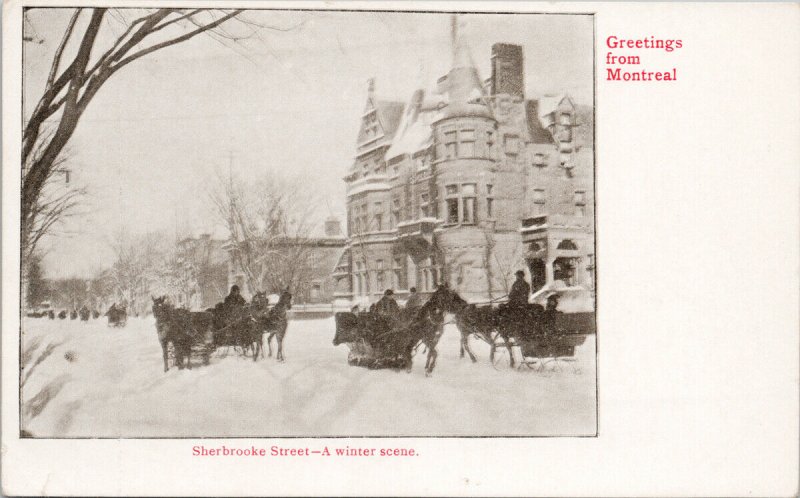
[439,17,493,121]
[434,15,496,162]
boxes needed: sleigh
[333,311,417,370]
[490,310,594,372]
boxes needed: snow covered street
[20,316,596,437]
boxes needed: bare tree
[483,228,525,299]
[106,228,172,314]
[23,128,87,267]
[21,8,302,263]
[210,171,318,296]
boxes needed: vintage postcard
[2,1,798,496]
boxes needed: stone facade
[336,34,594,305]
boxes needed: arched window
[557,239,578,250]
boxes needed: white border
[4,2,800,496]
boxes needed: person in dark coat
[508,270,531,307]
[223,285,247,322]
[404,287,424,311]
[542,294,562,335]
[375,289,400,316]
[224,285,246,308]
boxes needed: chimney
[491,43,524,99]
[325,216,343,237]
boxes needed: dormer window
[557,113,573,143]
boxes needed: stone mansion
[333,33,595,305]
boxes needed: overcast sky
[23,9,593,279]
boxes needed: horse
[151,296,213,372]
[454,304,500,363]
[453,301,546,368]
[334,285,467,376]
[253,290,292,362]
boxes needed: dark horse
[454,302,547,368]
[334,285,467,376]
[251,290,292,362]
[152,296,213,372]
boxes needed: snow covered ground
[20,316,596,437]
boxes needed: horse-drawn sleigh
[151,290,292,372]
[456,288,595,372]
[106,304,128,328]
[333,285,595,375]
[334,286,464,376]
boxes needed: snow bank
[20,316,596,437]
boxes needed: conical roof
[441,19,493,120]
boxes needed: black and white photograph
[18,7,596,438]
[5,1,800,496]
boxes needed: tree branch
[45,9,82,90]
[112,10,243,71]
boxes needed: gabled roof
[525,97,594,148]
[374,100,405,139]
[537,94,576,119]
[356,97,405,148]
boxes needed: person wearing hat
[375,289,400,316]
[224,285,246,308]
[508,270,531,307]
[542,293,562,335]
[222,284,247,323]
[404,287,424,311]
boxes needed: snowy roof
[525,100,556,145]
[346,181,391,197]
[374,100,405,139]
[385,90,444,160]
[537,94,575,123]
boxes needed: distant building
[175,234,229,310]
[226,217,347,306]
[335,28,594,304]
